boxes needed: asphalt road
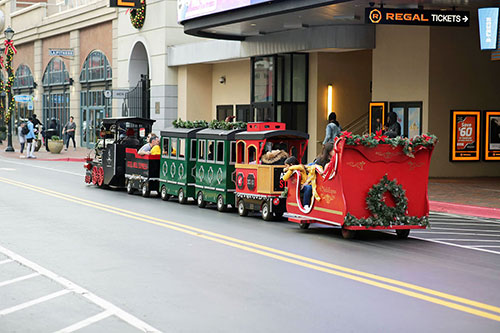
[1,156,500,332]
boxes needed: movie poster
[450,111,481,161]
[369,102,386,134]
[485,111,500,161]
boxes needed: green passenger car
[194,128,242,212]
[159,128,203,204]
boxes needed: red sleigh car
[285,133,436,239]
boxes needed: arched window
[79,51,112,148]
[80,50,112,83]
[42,58,70,87]
[14,65,34,90]
[42,58,71,135]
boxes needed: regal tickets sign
[365,8,469,27]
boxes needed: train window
[207,140,215,162]
[216,141,224,163]
[230,142,236,164]
[162,137,169,158]
[198,140,206,161]
[290,146,297,157]
[178,139,186,160]
[248,145,257,164]
[190,140,197,160]
[170,137,178,159]
[236,141,245,163]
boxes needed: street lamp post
[4,27,15,152]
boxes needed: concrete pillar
[69,30,81,143]
[33,40,43,121]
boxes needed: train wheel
[197,191,206,208]
[396,229,410,239]
[178,188,187,204]
[216,195,226,212]
[299,222,310,229]
[237,199,248,217]
[91,166,98,185]
[141,182,150,198]
[97,167,104,187]
[341,228,356,239]
[160,186,170,201]
[261,202,272,221]
[126,180,135,194]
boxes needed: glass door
[81,107,105,148]
[389,102,423,138]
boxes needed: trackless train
[84,117,436,239]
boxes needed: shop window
[80,51,112,83]
[190,140,197,160]
[217,105,234,121]
[216,141,224,163]
[170,137,178,158]
[14,65,34,90]
[230,141,236,164]
[207,140,215,162]
[162,137,169,158]
[248,145,257,164]
[236,141,245,163]
[236,105,253,123]
[198,140,206,161]
[253,56,274,103]
[178,138,186,160]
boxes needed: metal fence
[123,75,150,119]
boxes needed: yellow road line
[1,176,500,322]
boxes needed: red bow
[4,40,17,55]
[341,131,353,139]
[374,130,388,142]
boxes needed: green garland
[130,0,146,29]
[172,118,247,130]
[341,131,437,157]
[344,175,429,227]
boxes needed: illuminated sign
[478,8,499,50]
[178,0,270,22]
[484,111,500,161]
[110,0,141,8]
[365,8,470,27]
[450,111,481,162]
[369,102,386,135]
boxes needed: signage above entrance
[49,48,74,57]
[109,0,141,8]
[365,8,470,27]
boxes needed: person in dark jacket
[384,112,401,138]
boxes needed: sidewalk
[1,139,499,219]
[0,139,92,162]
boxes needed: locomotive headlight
[273,198,280,206]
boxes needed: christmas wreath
[344,174,429,227]
[130,0,146,29]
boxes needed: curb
[430,200,500,220]
[35,157,85,162]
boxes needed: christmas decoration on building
[4,39,16,122]
[130,0,146,29]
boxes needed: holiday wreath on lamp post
[129,0,146,29]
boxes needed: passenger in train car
[315,142,334,168]
[138,134,157,155]
[150,136,161,155]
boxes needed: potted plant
[48,135,64,154]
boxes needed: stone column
[69,30,81,144]
[33,40,43,122]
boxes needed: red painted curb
[430,200,500,219]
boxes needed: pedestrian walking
[25,117,37,159]
[63,116,77,151]
[18,122,27,158]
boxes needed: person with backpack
[18,122,28,158]
[25,117,36,159]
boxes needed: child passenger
[282,156,313,209]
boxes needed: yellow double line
[1,175,500,322]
